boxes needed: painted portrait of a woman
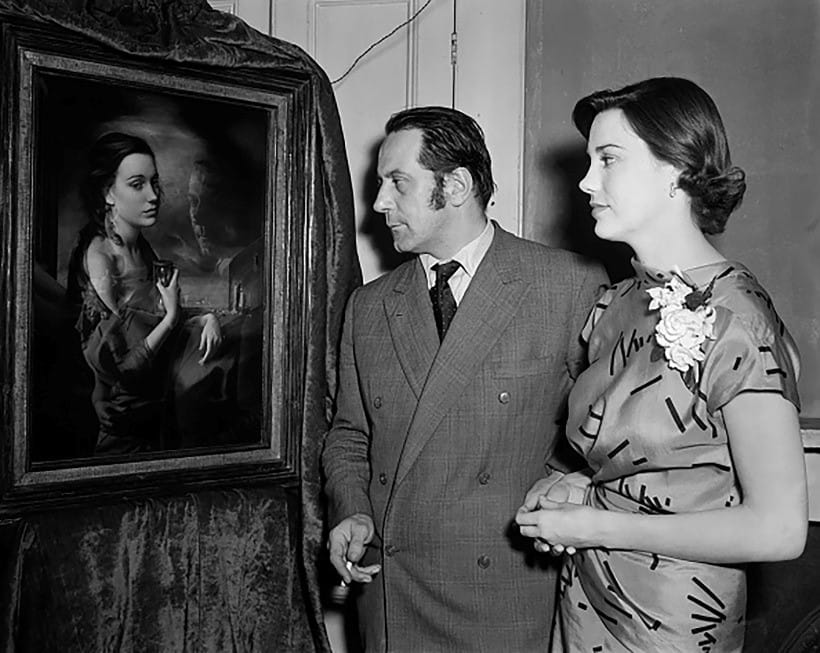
[31,81,267,461]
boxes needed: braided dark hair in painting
[66,132,160,309]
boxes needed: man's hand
[522,470,567,512]
[519,470,592,555]
[327,513,382,584]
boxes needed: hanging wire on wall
[331,0,436,86]
[450,0,457,108]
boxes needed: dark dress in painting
[553,260,801,653]
[74,243,259,455]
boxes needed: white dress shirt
[419,219,495,305]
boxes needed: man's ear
[444,167,474,207]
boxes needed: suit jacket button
[478,472,491,485]
[379,473,388,485]
[374,396,383,409]
[477,555,491,569]
[384,544,397,557]
[498,391,510,404]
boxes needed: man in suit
[322,106,608,652]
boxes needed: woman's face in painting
[578,108,678,247]
[105,153,161,230]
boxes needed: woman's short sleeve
[581,285,617,345]
[702,307,801,414]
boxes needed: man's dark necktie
[430,260,461,341]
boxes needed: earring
[669,183,677,198]
[105,205,115,234]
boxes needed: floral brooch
[646,271,717,381]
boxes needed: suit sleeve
[565,261,610,382]
[547,259,610,473]
[321,289,374,529]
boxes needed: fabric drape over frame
[0,0,360,650]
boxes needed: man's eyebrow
[378,168,407,178]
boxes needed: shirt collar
[420,219,495,283]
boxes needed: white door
[210,0,525,283]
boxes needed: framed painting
[0,16,312,513]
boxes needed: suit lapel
[393,227,530,487]
[383,260,440,399]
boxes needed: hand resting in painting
[195,312,222,364]
[154,268,221,365]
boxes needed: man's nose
[373,184,392,213]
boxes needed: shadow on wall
[538,141,633,284]
[359,138,413,275]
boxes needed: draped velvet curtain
[0,1,360,650]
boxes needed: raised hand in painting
[155,267,181,326]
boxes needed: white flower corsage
[646,270,717,381]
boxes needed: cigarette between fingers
[340,559,353,587]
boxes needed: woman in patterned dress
[516,77,808,652]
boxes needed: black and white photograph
[0,1,817,652]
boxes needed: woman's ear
[444,167,474,207]
[666,164,684,191]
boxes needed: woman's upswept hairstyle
[572,77,746,234]
[385,106,496,210]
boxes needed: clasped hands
[327,471,595,586]
[516,469,594,556]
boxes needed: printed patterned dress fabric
[553,260,801,653]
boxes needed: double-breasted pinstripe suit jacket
[322,225,608,652]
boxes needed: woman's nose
[578,164,596,195]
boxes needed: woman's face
[578,108,678,247]
[105,153,160,230]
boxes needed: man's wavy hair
[385,106,496,210]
